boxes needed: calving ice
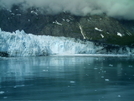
[0,29,134,57]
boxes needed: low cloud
[0,0,134,20]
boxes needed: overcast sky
[0,0,134,20]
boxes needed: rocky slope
[0,5,134,46]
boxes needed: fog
[0,0,134,20]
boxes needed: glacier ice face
[0,29,133,57]
[0,29,100,57]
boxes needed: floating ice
[128,65,133,67]
[70,81,76,83]
[101,76,104,78]
[14,85,25,88]
[109,64,113,67]
[3,97,8,99]
[0,91,5,94]
[118,95,121,97]
[43,70,49,72]
[105,79,109,81]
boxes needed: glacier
[0,29,99,57]
[0,29,133,57]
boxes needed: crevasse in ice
[0,29,101,56]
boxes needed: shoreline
[0,54,133,58]
[51,54,132,57]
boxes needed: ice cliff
[0,29,97,56]
[0,29,134,57]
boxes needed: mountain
[0,5,134,46]
[0,5,134,56]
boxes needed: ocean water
[0,56,134,101]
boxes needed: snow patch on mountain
[95,27,103,32]
[53,21,62,25]
[117,32,123,37]
[100,34,104,38]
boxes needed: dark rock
[0,52,9,57]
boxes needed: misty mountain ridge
[0,5,134,46]
[1,0,134,20]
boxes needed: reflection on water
[0,56,134,101]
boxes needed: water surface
[0,56,134,101]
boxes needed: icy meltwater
[0,56,134,101]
